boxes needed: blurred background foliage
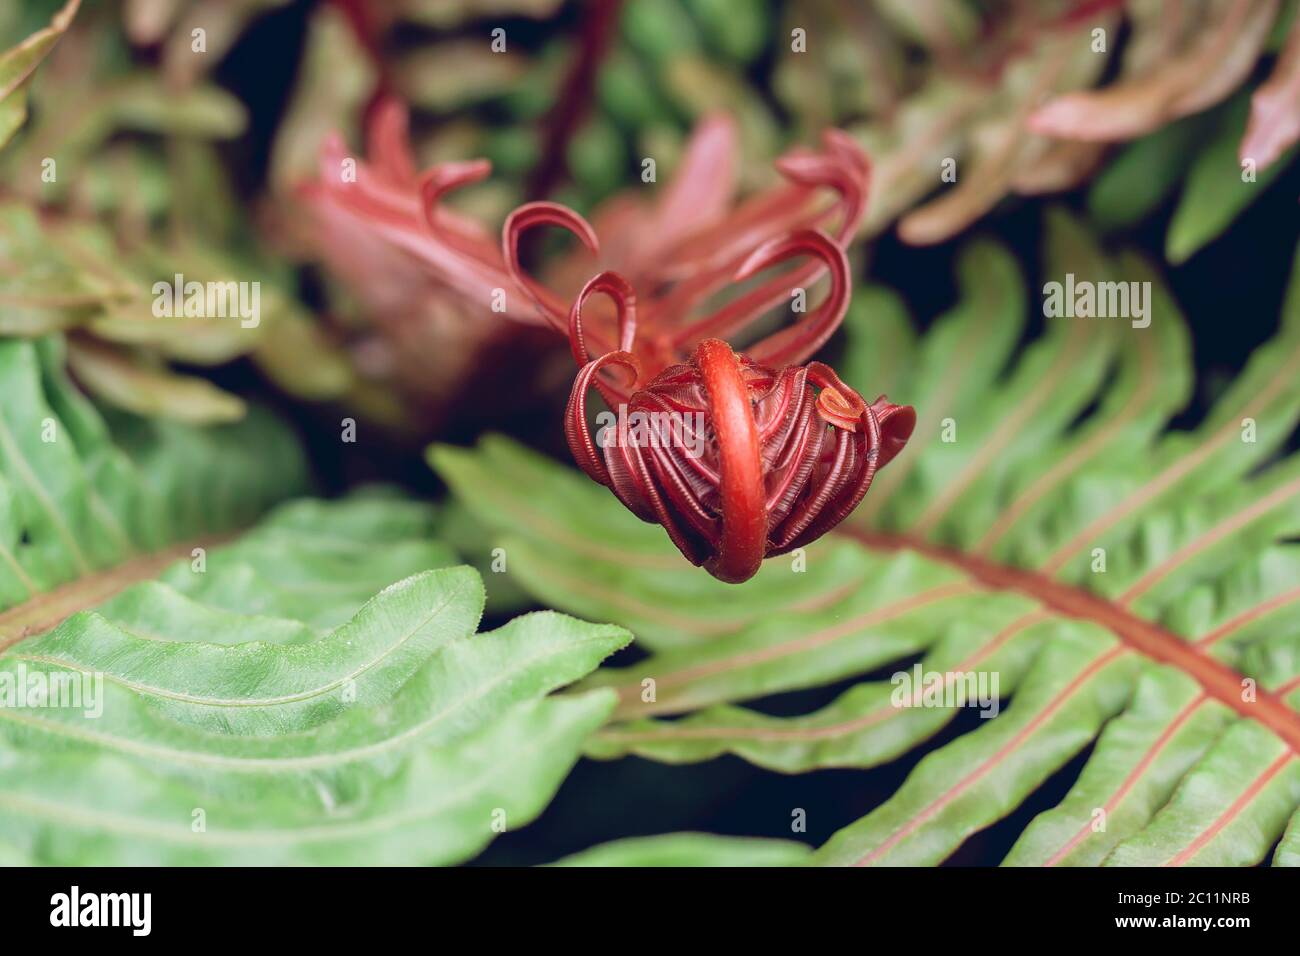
[2,0,1300,453]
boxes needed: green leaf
[65,339,246,425]
[812,627,1139,866]
[0,690,615,865]
[1099,722,1300,866]
[1003,666,1233,866]
[623,0,702,64]
[1166,94,1298,264]
[431,438,884,650]
[0,0,78,150]
[836,283,916,400]
[1086,115,1206,232]
[435,210,1300,866]
[853,238,1027,531]
[568,115,629,197]
[0,336,631,863]
[433,499,542,616]
[10,566,483,735]
[684,0,768,64]
[598,51,671,128]
[0,336,307,615]
[107,76,247,138]
[554,832,810,866]
[393,41,527,112]
[0,201,352,416]
[0,486,631,863]
[0,86,26,151]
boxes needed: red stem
[696,339,766,583]
[845,528,1300,753]
[525,0,624,202]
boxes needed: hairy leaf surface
[0,496,629,864]
[0,335,628,864]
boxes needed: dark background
[202,0,1300,864]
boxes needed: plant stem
[846,528,1300,753]
[0,533,233,653]
[525,0,623,202]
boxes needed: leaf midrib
[0,635,614,771]
[854,643,1129,866]
[1041,337,1300,575]
[845,528,1300,753]
[0,701,595,849]
[6,582,467,709]
[0,533,233,653]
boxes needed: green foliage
[0,481,628,863]
[1166,95,1297,264]
[1086,115,1208,233]
[1089,94,1300,263]
[0,335,306,607]
[554,832,810,867]
[0,201,352,421]
[5,0,1300,870]
[0,332,632,865]
[434,209,1300,866]
[0,4,353,423]
[0,0,77,150]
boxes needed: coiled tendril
[506,210,915,583]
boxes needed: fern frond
[0,336,306,628]
[0,0,78,150]
[0,493,628,863]
[434,208,1300,866]
[553,833,811,867]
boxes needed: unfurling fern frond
[433,208,1300,866]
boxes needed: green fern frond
[1090,92,1300,263]
[0,335,306,620]
[0,333,633,864]
[553,832,811,867]
[0,491,626,863]
[0,0,78,151]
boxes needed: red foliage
[298,100,914,580]
[505,140,914,583]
